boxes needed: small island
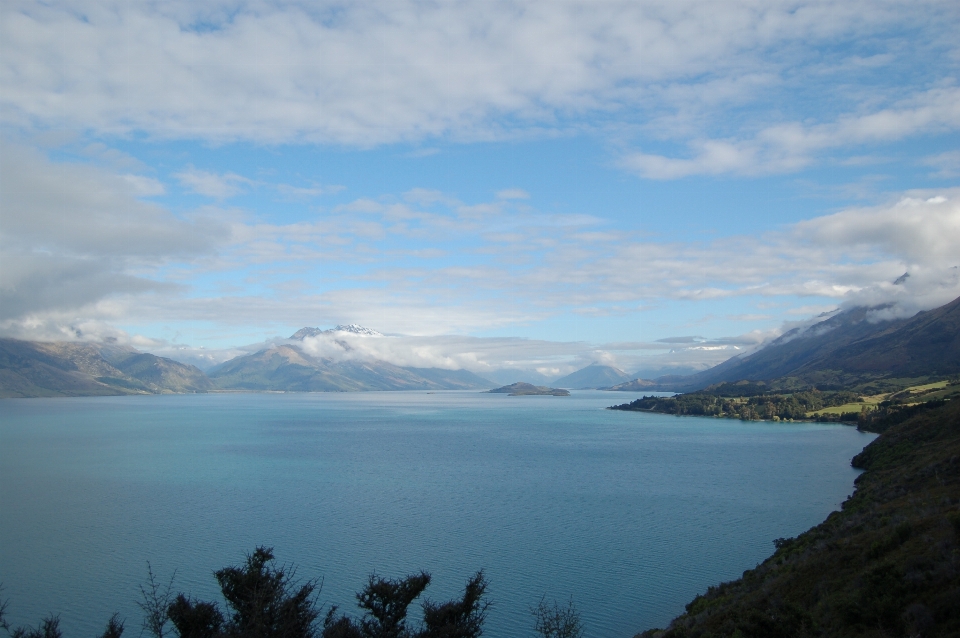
[486,382,570,396]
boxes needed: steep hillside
[664,295,960,391]
[637,399,960,637]
[0,339,213,397]
[818,296,960,377]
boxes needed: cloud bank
[0,145,229,331]
[3,144,958,348]
[3,1,957,176]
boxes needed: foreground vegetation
[1,551,584,638]
[636,397,960,637]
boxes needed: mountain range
[207,337,494,392]
[0,338,213,398]
[3,296,959,398]
[0,326,497,397]
[612,294,960,392]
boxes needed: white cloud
[285,330,714,379]
[496,188,530,200]
[3,154,958,369]
[923,150,960,178]
[0,144,229,324]
[113,189,960,342]
[2,0,956,168]
[79,142,146,170]
[122,174,166,196]
[175,167,252,198]
[276,183,339,199]
[623,86,960,179]
[405,148,441,158]
[794,191,960,265]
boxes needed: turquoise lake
[0,391,875,637]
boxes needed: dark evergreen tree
[99,615,125,638]
[323,572,430,638]
[215,547,319,638]
[166,546,319,638]
[0,553,488,638]
[419,572,488,638]
[8,616,62,638]
[0,591,124,638]
[322,571,489,638]
[167,596,223,638]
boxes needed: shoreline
[635,399,960,636]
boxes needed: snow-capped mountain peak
[289,324,383,340]
[327,324,383,337]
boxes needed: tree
[139,563,177,638]
[0,553,488,638]
[8,616,62,638]
[166,546,320,638]
[322,571,489,638]
[166,596,223,638]
[420,572,488,638]
[531,598,583,638]
[0,589,124,638]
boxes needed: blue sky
[2,1,959,378]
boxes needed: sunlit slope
[0,338,213,397]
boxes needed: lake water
[0,391,874,637]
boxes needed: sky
[1,0,959,379]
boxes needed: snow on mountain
[327,324,383,337]
[289,325,383,340]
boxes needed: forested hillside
[637,399,960,637]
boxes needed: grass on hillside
[805,380,959,418]
[808,402,876,416]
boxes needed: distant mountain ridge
[0,338,213,398]
[7,297,958,398]
[0,326,495,396]
[618,295,960,392]
[553,364,631,389]
[207,327,494,391]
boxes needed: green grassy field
[808,402,875,416]
[807,380,957,418]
